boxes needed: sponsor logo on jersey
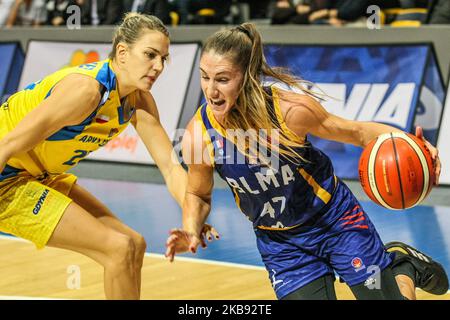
[33,189,50,215]
[108,128,119,138]
[351,257,363,269]
[79,135,111,147]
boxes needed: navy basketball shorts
[255,182,394,299]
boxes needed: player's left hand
[416,126,440,185]
[165,228,202,262]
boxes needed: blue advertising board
[264,44,444,179]
[414,47,445,145]
[0,42,25,103]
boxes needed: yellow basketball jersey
[0,59,134,180]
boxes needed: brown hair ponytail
[202,23,312,165]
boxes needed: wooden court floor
[0,236,448,300]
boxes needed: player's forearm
[183,192,211,237]
[0,139,14,165]
[0,147,11,173]
[166,164,188,207]
[357,122,404,147]
[0,118,51,159]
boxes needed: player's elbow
[186,191,212,206]
[78,80,101,108]
[0,137,15,160]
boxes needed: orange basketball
[358,132,435,210]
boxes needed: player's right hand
[200,223,220,248]
[165,228,202,262]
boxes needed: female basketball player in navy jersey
[0,13,217,300]
[165,23,448,299]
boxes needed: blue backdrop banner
[0,42,24,104]
[264,44,441,179]
[414,48,445,145]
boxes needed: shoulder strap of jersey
[194,104,215,166]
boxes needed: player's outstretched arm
[132,93,220,240]
[280,90,441,185]
[280,90,402,147]
[133,90,192,206]
[165,118,215,261]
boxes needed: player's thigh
[47,200,135,265]
[0,176,74,250]
[327,209,393,287]
[68,183,146,248]
[0,175,127,263]
[255,229,334,300]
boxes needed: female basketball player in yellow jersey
[0,13,217,300]
[165,23,448,300]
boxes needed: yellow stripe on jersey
[195,106,215,167]
[257,223,301,231]
[271,86,302,142]
[205,103,227,138]
[298,168,333,204]
[231,188,242,211]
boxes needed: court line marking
[144,252,266,271]
[1,235,449,296]
[0,234,266,271]
[0,295,67,300]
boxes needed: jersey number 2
[63,150,90,166]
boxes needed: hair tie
[236,25,252,40]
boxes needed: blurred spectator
[168,0,189,24]
[270,0,410,26]
[45,0,79,26]
[308,0,401,26]
[270,0,326,25]
[123,0,171,24]
[191,0,232,24]
[79,0,122,25]
[170,0,232,24]
[382,0,429,26]
[427,0,450,24]
[0,0,15,26]
[240,0,271,19]
[6,0,47,27]
[401,0,428,8]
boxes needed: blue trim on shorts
[0,164,23,182]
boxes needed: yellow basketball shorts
[0,173,77,249]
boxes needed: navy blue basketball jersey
[196,85,339,230]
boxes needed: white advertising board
[437,79,450,185]
[20,40,200,164]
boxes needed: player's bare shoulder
[276,88,322,137]
[135,90,160,120]
[57,73,101,100]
